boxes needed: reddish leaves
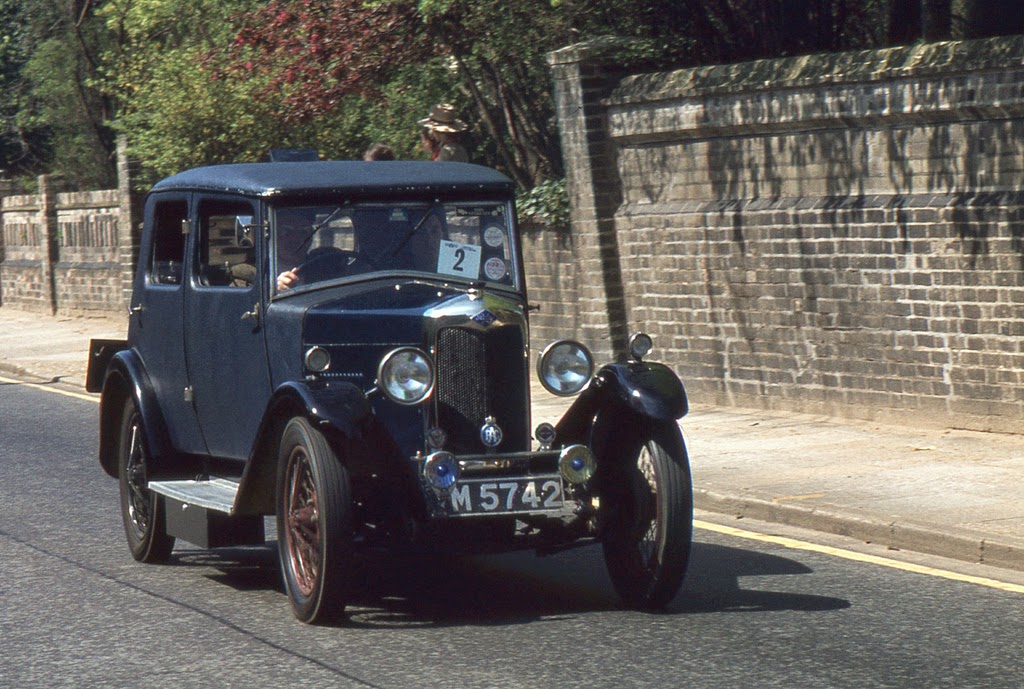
[224,0,431,123]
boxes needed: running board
[149,478,239,514]
[149,478,264,549]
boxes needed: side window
[150,200,187,285]
[197,199,258,288]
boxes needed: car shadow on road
[178,538,849,627]
[677,542,851,614]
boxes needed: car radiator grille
[435,325,529,453]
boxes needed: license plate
[449,475,564,515]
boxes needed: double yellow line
[0,374,98,403]
[696,519,1024,594]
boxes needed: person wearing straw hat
[418,103,470,162]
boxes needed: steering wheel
[297,247,373,284]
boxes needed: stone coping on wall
[609,34,1024,104]
[56,189,120,209]
[2,195,42,211]
[606,35,1024,144]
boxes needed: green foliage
[0,0,29,175]
[19,0,117,188]
[12,0,1024,194]
[100,0,269,183]
[1,0,117,187]
[516,178,569,229]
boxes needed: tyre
[117,400,175,563]
[276,417,353,624]
[601,421,693,609]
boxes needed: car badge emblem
[480,416,503,448]
[426,427,447,450]
[472,309,497,327]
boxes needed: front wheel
[117,400,175,563]
[600,421,693,609]
[275,417,353,624]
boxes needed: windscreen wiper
[296,205,347,254]
[391,200,442,256]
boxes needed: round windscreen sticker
[484,257,507,281]
[483,225,505,248]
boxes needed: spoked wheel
[117,401,175,563]
[276,417,353,624]
[601,421,692,610]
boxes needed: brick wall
[54,189,128,316]
[550,35,1024,433]
[0,138,139,316]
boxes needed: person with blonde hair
[418,103,469,162]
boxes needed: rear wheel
[117,400,175,563]
[276,417,353,624]
[601,421,692,609]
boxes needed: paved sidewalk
[2,305,1023,572]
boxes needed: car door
[183,194,272,462]
[132,192,207,455]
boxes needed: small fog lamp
[378,347,434,405]
[304,346,331,373]
[559,444,596,484]
[423,451,460,490]
[628,332,653,362]
[534,422,556,450]
[537,340,594,396]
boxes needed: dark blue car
[88,160,693,623]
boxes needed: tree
[13,0,119,189]
[1,0,115,187]
[99,0,275,182]
[0,0,32,178]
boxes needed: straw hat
[418,103,469,134]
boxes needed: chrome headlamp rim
[376,346,435,406]
[627,332,653,362]
[304,346,331,373]
[536,339,595,397]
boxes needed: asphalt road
[2,379,1024,689]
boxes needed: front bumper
[416,448,594,520]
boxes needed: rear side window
[196,199,258,288]
[149,200,187,285]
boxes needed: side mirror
[234,215,255,248]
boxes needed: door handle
[241,303,260,322]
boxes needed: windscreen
[272,201,518,294]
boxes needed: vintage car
[87,160,693,623]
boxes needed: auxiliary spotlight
[558,444,596,484]
[423,451,460,490]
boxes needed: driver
[275,210,314,291]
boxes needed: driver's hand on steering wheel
[277,267,300,291]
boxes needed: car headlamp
[377,347,435,405]
[537,340,594,396]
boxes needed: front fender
[273,379,372,438]
[234,380,372,515]
[97,349,173,478]
[595,361,688,421]
[553,361,687,447]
